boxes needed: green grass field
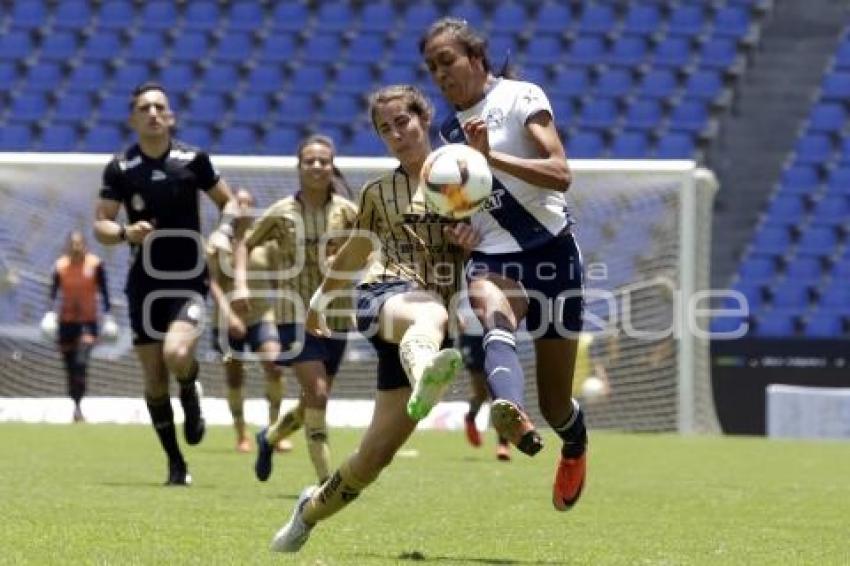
[1,424,848,565]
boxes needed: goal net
[0,153,718,433]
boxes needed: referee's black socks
[146,395,184,465]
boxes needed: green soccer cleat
[406,348,462,421]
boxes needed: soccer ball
[421,144,492,219]
[581,376,608,402]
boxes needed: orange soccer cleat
[552,450,586,511]
[464,415,482,447]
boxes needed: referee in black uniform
[94,82,235,485]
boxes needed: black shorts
[276,323,349,377]
[127,286,207,346]
[58,322,98,345]
[457,332,485,372]
[211,320,279,357]
[467,232,584,339]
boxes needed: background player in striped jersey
[421,19,588,511]
[207,188,286,453]
[40,230,114,423]
[269,85,479,553]
[233,134,357,485]
[94,82,235,486]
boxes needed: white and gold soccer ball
[421,144,492,220]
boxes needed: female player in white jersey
[420,17,588,512]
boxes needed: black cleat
[254,428,273,482]
[181,381,206,446]
[165,460,192,486]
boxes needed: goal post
[0,153,719,433]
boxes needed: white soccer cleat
[270,485,317,553]
[406,348,462,421]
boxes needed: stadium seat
[713,6,753,40]
[710,314,749,335]
[215,126,258,154]
[807,103,847,133]
[532,1,573,35]
[609,131,650,158]
[520,64,549,88]
[300,33,342,64]
[53,93,93,123]
[333,65,373,95]
[97,1,136,30]
[490,2,528,34]
[401,4,440,31]
[765,194,806,222]
[577,99,618,132]
[737,255,777,283]
[10,1,48,29]
[158,64,195,94]
[0,124,33,150]
[732,282,765,309]
[39,31,79,61]
[636,69,679,100]
[124,33,167,62]
[8,92,49,123]
[621,3,662,37]
[770,279,813,309]
[821,71,850,101]
[833,39,850,70]
[751,225,792,255]
[683,70,727,104]
[139,1,178,30]
[754,311,798,337]
[551,97,574,128]
[186,93,227,124]
[96,94,130,123]
[830,257,850,279]
[80,32,123,61]
[826,166,850,195]
[170,32,211,63]
[66,62,107,92]
[577,4,616,36]
[262,125,301,155]
[315,1,353,31]
[378,64,418,85]
[231,94,271,125]
[110,62,151,94]
[784,256,824,282]
[699,38,743,73]
[346,128,386,156]
[347,34,386,65]
[526,36,566,66]
[257,34,297,63]
[667,5,707,37]
[388,35,420,64]
[183,2,221,30]
[178,125,213,148]
[780,164,821,194]
[198,64,240,94]
[226,1,265,31]
[53,1,92,30]
[567,36,606,67]
[309,123,348,148]
[449,1,486,30]
[269,2,310,32]
[245,65,284,94]
[608,36,649,68]
[359,2,396,32]
[214,33,255,63]
[0,30,33,60]
[652,36,693,69]
[288,66,329,94]
[488,33,519,66]
[274,93,315,125]
[811,195,850,224]
[793,134,833,165]
[655,132,696,158]
[796,226,839,256]
[803,312,844,337]
[669,100,711,134]
[623,99,663,131]
[39,124,77,151]
[820,282,850,312]
[550,67,590,98]
[24,62,64,91]
[567,131,605,158]
[595,68,634,98]
[80,125,124,152]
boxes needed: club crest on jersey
[482,187,505,211]
[131,193,146,212]
[484,108,505,128]
[150,170,167,181]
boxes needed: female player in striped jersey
[233,134,358,485]
[207,188,285,453]
[420,18,588,512]
[268,85,478,553]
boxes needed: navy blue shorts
[58,322,98,345]
[211,320,278,356]
[276,323,349,377]
[457,332,485,372]
[467,232,584,339]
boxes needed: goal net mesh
[0,154,718,433]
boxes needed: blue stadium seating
[596,68,635,98]
[198,64,240,94]
[171,32,211,63]
[53,93,92,123]
[274,94,314,126]
[0,124,33,150]
[258,34,297,63]
[656,132,696,158]
[179,125,213,149]
[40,32,79,61]
[578,99,618,132]
[97,1,135,30]
[245,66,285,94]
[567,36,606,67]
[345,129,385,156]
[577,4,617,36]
[359,2,396,32]
[667,5,707,37]
[448,1,486,30]
[608,36,649,68]
[334,65,373,95]
[80,125,123,152]
[526,36,566,66]
[140,2,179,30]
[610,131,651,158]
[0,30,33,60]
[401,3,440,31]
[270,2,310,31]
[186,93,227,124]
[159,64,195,94]
[636,69,679,100]
[81,32,122,61]
[754,311,798,337]
[624,99,663,131]
[803,313,844,337]
[8,92,49,123]
[214,33,255,63]
[263,125,301,154]
[315,1,353,31]
[216,126,259,154]
[737,256,777,283]
[183,2,221,30]
[10,1,48,29]
[25,62,64,92]
[490,2,528,34]
[300,33,342,64]
[347,34,387,65]
[288,66,329,94]
[622,4,662,37]
[567,131,605,158]
[532,2,573,35]
[227,2,264,31]
[231,95,271,125]
[53,1,92,30]
[652,36,693,68]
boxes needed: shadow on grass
[98,480,215,490]
[356,551,565,564]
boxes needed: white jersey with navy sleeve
[450,78,571,254]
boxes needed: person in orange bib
[41,230,114,423]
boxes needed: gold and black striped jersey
[356,167,465,308]
[245,192,358,330]
[207,241,275,328]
